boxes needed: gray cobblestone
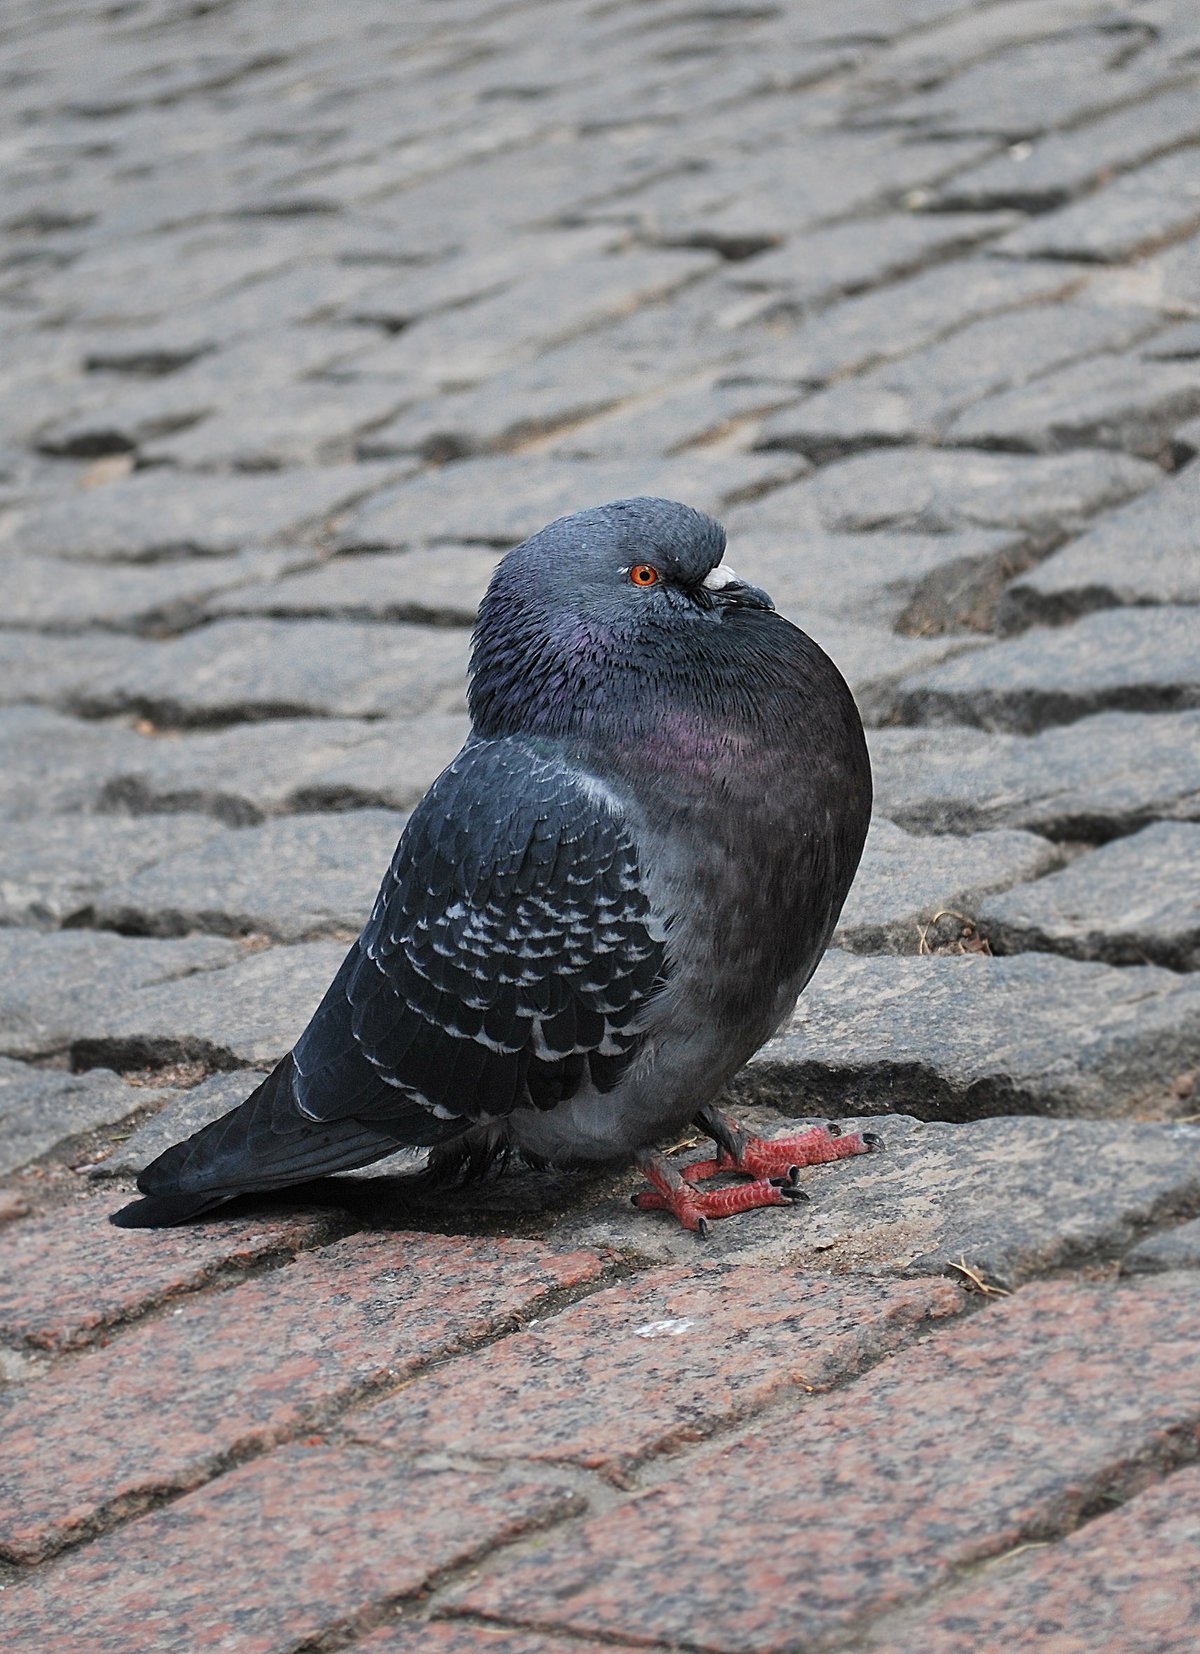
[803,448,1159,538]
[1122,1217,1200,1275]
[994,146,1200,263]
[90,810,406,942]
[1002,460,1200,624]
[879,606,1200,732]
[0,1061,168,1177]
[836,819,1060,954]
[979,821,1200,970]
[745,950,1200,1120]
[945,351,1200,459]
[869,712,1200,839]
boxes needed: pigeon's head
[470,497,777,736]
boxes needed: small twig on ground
[947,1256,1011,1296]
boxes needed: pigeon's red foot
[683,1120,881,1185]
[632,1154,805,1237]
[631,1115,882,1237]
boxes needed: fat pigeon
[113,497,876,1234]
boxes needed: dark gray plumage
[113,497,871,1229]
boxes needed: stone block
[805,447,1159,538]
[0,548,298,632]
[879,607,1200,733]
[0,930,239,1060]
[68,941,348,1072]
[0,707,140,820]
[935,82,1200,210]
[0,813,224,927]
[0,1060,166,1176]
[0,1231,605,1562]
[449,1276,1200,1651]
[746,949,1200,1119]
[94,716,467,824]
[0,1189,337,1350]
[554,1112,1200,1281]
[980,821,1200,970]
[759,303,1157,456]
[73,618,470,725]
[879,1465,1200,1653]
[1122,1217,1200,1276]
[90,809,407,941]
[868,711,1200,839]
[0,1445,580,1646]
[836,818,1059,953]
[945,354,1200,460]
[995,146,1200,262]
[350,1269,961,1481]
[0,466,397,561]
[208,546,502,627]
[1003,461,1200,624]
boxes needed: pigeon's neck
[469,606,641,741]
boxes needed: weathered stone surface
[74,618,470,725]
[0,629,143,710]
[0,813,224,927]
[95,716,468,823]
[336,453,806,550]
[554,1112,1200,1279]
[730,521,1023,631]
[0,1190,338,1350]
[343,247,719,385]
[0,466,396,561]
[835,818,1059,953]
[995,146,1200,263]
[208,545,500,627]
[352,1627,617,1654]
[946,354,1200,459]
[805,447,1159,538]
[732,257,1083,386]
[350,1269,961,1479]
[0,707,141,820]
[0,548,300,632]
[0,1445,581,1648]
[935,82,1200,210]
[980,821,1200,970]
[880,607,1200,733]
[869,711,1200,839]
[0,1060,166,1176]
[717,210,1017,314]
[759,303,1157,455]
[451,1276,1200,1651]
[139,380,417,470]
[743,950,1200,1119]
[90,809,406,941]
[0,930,239,1059]
[68,941,346,1071]
[1122,1218,1200,1276]
[876,1464,1200,1653]
[1003,461,1200,624]
[0,1231,605,1561]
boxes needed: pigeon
[113,496,876,1234]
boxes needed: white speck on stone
[633,1316,694,1339]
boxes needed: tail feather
[110,1054,463,1228]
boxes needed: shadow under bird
[113,496,878,1235]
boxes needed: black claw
[825,1121,842,1136]
[773,1181,810,1202]
[863,1132,884,1151]
[696,1215,710,1239]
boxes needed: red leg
[629,1112,883,1237]
[683,1112,881,1185]
[631,1151,805,1238]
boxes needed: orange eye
[629,564,660,587]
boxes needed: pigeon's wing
[292,736,668,1125]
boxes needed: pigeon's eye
[629,564,661,587]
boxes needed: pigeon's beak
[701,563,775,612]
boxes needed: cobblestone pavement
[2,1,1199,1649]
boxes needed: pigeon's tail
[110,1055,412,1229]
